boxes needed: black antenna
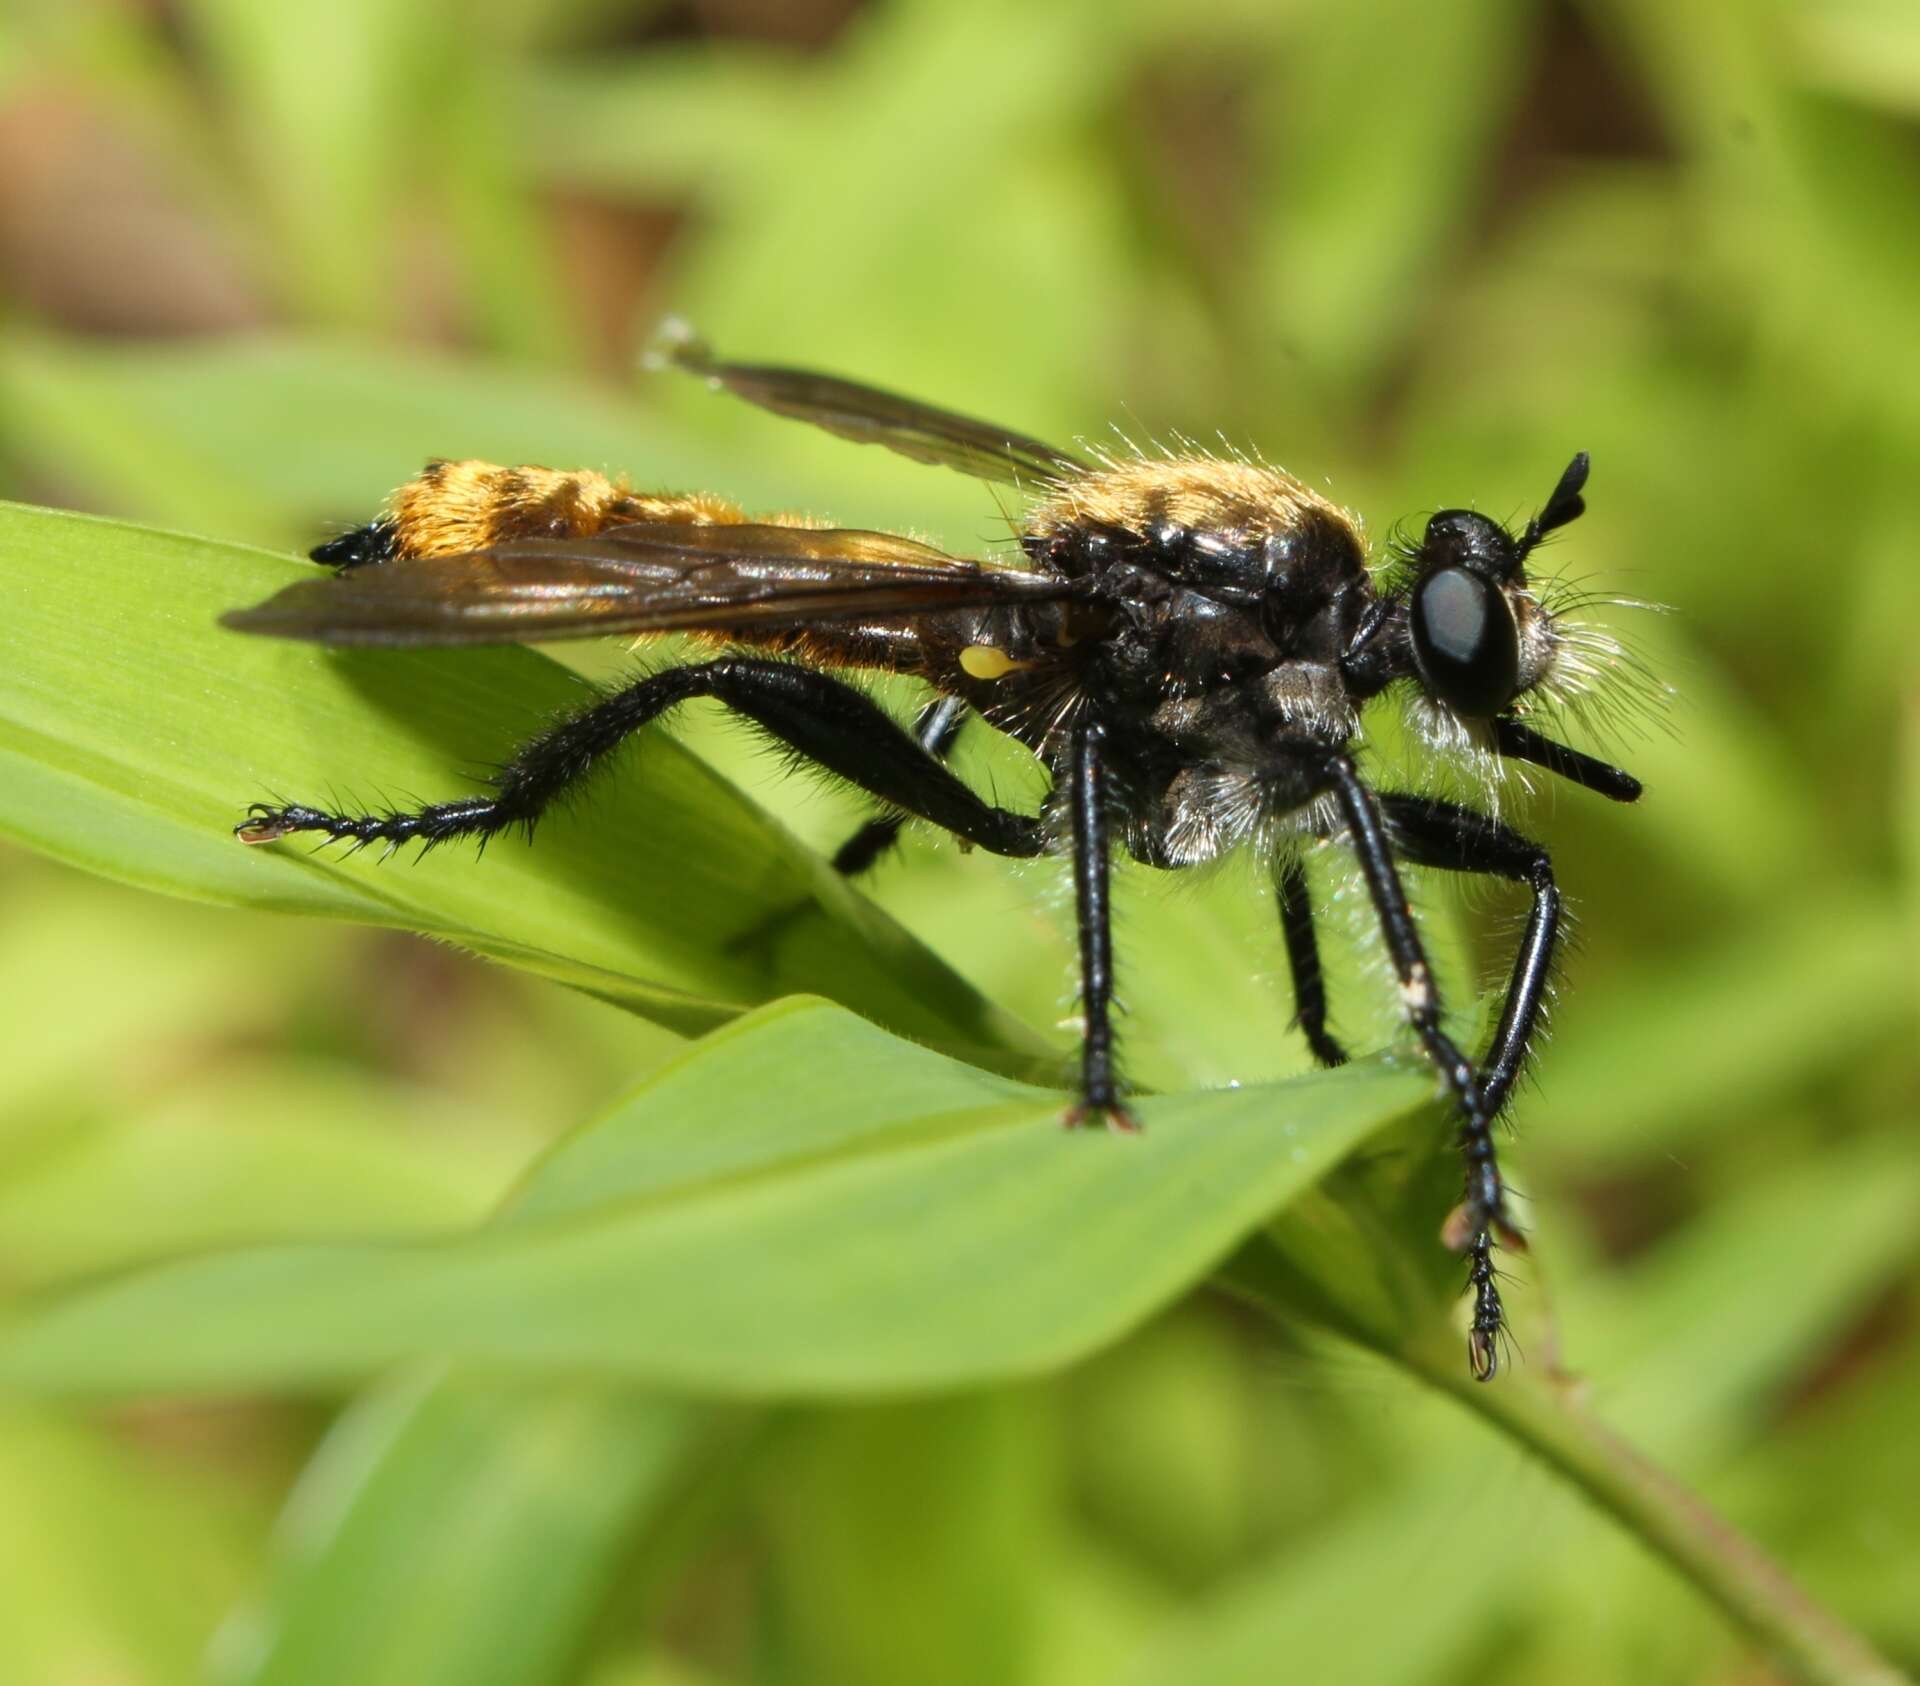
[1517,452,1589,559]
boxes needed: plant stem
[1223,1181,1908,1685]
[1409,1349,1908,1686]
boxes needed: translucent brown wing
[221,520,1079,648]
[659,325,1088,489]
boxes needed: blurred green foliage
[0,0,1915,1682]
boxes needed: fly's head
[1368,453,1662,797]
[1402,453,1590,721]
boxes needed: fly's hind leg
[238,659,1045,862]
[832,695,969,876]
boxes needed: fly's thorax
[1143,661,1355,758]
[1026,456,1363,563]
[1116,685,1352,868]
[895,600,1090,750]
[1022,455,1371,702]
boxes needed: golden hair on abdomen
[387,460,747,560]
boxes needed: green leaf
[0,499,1056,1075]
[0,871,295,1135]
[1119,1403,1503,1686]
[762,1392,1054,1686]
[218,1370,697,1686]
[656,0,1135,447]
[0,999,1430,1399]
[523,48,814,202]
[0,331,742,547]
[1214,1141,1920,1686]
[1797,0,1920,118]
[1523,884,1910,1165]
[1253,0,1532,402]
[1565,1146,1920,1461]
[0,1405,250,1685]
[181,0,436,329]
[0,1061,526,1289]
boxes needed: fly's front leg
[1318,754,1513,1381]
[1380,794,1560,1119]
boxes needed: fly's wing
[221,520,1078,648]
[657,324,1088,489]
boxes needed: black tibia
[832,695,969,877]
[237,660,1045,860]
[1275,856,1348,1068]
[1493,718,1640,803]
[1317,754,1509,1381]
[1381,795,1559,1121]
[1064,720,1137,1132]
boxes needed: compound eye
[1410,566,1519,716]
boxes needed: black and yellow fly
[225,330,1646,1380]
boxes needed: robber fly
[224,328,1646,1381]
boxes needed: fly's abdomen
[312,461,747,568]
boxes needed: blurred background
[1,0,1917,1681]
